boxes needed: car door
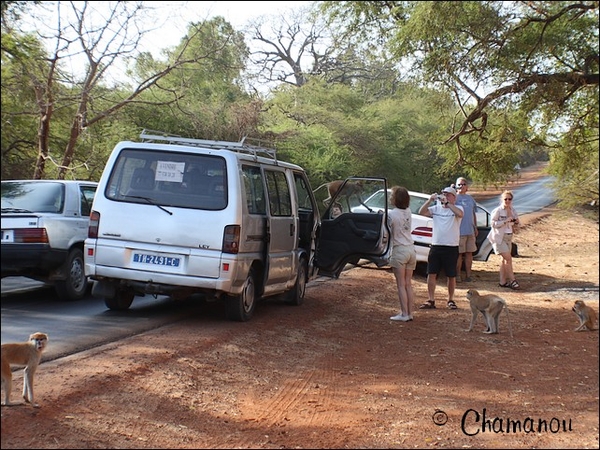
[314,177,390,277]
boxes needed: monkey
[466,289,512,337]
[313,179,372,212]
[1,332,49,407]
[572,300,597,331]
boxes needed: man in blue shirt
[455,177,478,282]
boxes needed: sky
[141,1,314,55]
[18,1,314,86]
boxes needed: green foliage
[322,1,599,209]
[263,78,453,193]
[1,0,596,218]
[128,17,253,141]
[548,120,599,214]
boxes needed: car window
[476,205,490,227]
[80,185,96,216]
[265,169,292,216]
[364,190,387,209]
[409,195,428,215]
[242,165,266,215]
[1,181,64,213]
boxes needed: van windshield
[105,149,227,210]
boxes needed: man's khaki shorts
[459,234,477,253]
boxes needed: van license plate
[133,253,180,267]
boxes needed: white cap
[442,186,457,196]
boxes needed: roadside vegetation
[1,1,597,216]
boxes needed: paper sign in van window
[156,161,185,182]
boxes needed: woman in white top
[488,190,520,289]
[388,186,417,321]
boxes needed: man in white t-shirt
[417,186,464,310]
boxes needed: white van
[85,131,389,321]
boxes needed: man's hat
[442,186,457,196]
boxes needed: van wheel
[105,290,135,310]
[285,259,307,306]
[54,248,88,301]
[225,269,256,322]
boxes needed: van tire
[105,290,135,310]
[225,269,257,322]
[285,258,307,306]
[54,248,88,301]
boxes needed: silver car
[1,180,98,300]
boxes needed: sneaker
[390,314,411,322]
[464,276,473,282]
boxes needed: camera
[436,194,447,205]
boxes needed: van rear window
[105,149,227,210]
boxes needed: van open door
[314,177,390,277]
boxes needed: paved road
[479,176,556,214]
[1,283,209,361]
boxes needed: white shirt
[389,207,413,246]
[428,204,463,246]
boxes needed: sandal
[419,300,436,309]
[509,280,520,290]
[447,300,457,310]
[498,282,510,288]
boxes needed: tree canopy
[1,1,597,214]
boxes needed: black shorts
[427,245,459,277]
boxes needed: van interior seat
[131,168,155,190]
[185,169,212,193]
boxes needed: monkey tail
[504,304,513,338]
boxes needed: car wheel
[225,268,257,322]
[104,290,135,310]
[284,258,307,306]
[54,248,88,301]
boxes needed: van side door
[263,168,296,286]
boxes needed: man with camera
[417,186,464,310]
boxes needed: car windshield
[1,181,65,213]
[364,190,428,215]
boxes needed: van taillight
[412,226,433,238]
[14,228,49,243]
[88,211,100,238]
[222,225,240,254]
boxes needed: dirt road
[1,164,598,449]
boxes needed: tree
[322,1,599,208]
[1,1,250,179]
[246,4,400,94]
[245,6,334,88]
[264,78,453,193]
[124,15,254,142]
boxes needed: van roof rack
[139,129,277,161]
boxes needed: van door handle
[290,223,295,236]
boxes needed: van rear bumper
[88,262,247,296]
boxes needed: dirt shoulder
[1,163,598,449]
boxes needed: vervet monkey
[572,300,597,331]
[1,332,49,407]
[466,289,512,337]
[313,180,372,211]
